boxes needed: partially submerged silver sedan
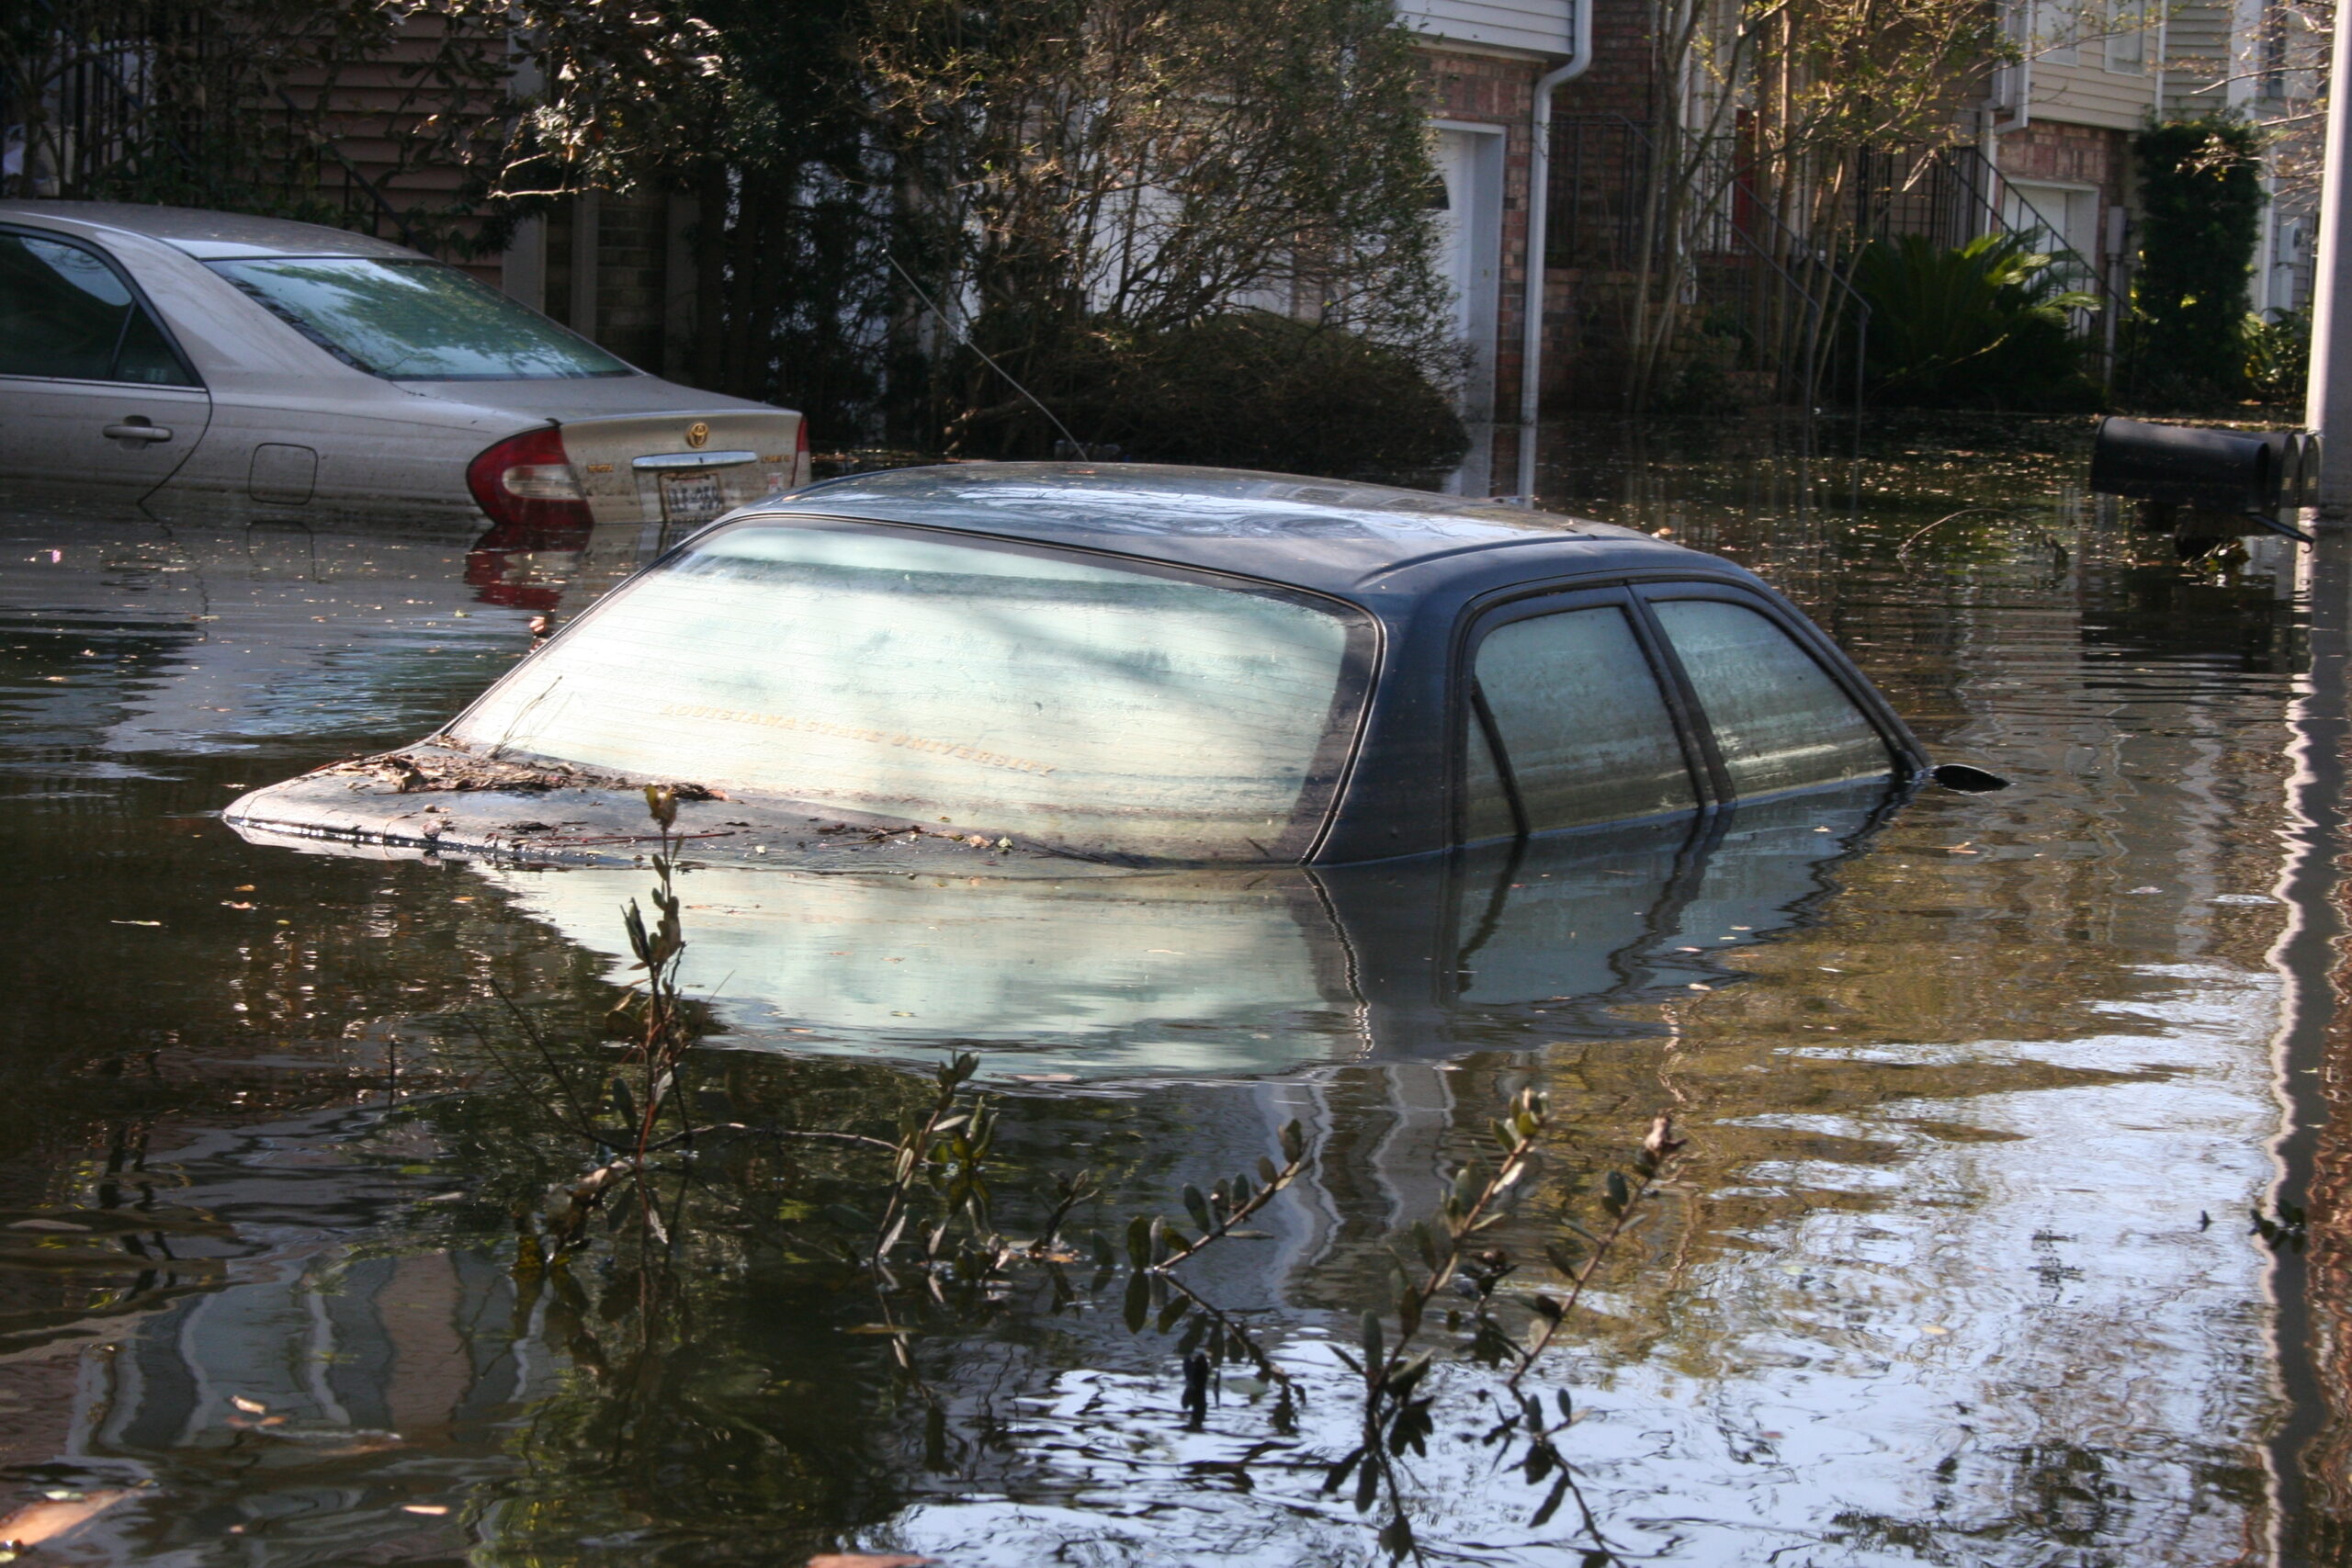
[0,201,809,523]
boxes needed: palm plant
[1851,233,2102,407]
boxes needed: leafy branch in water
[479,788,1692,1564]
[1312,1093,1689,1562]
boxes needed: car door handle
[104,423,174,443]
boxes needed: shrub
[979,311,1471,479]
[1849,233,2103,408]
[2126,117,2266,405]
[2244,307,2309,405]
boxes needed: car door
[0,225,211,504]
[1633,587,1899,800]
[1454,587,1711,846]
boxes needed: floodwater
[0,415,2338,1564]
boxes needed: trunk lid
[555,408,808,527]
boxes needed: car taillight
[794,415,811,486]
[468,426,591,531]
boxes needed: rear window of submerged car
[208,256,632,379]
[449,521,1376,860]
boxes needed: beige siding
[1396,0,1573,57]
[2030,57,2160,130]
[2158,0,2243,116]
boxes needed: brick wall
[1539,0,1657,412]
[1995,119,2129,209]
[1419,46,1535,485]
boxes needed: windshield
[208,256,633,379]
[449,522,1374,861]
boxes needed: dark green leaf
[1126,1213,1153,1272]
[1182,1184,1213,1233]
[1123,1269,1150,1334]
[1603,1169,1630,1215]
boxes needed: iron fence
[1548,116,2127,404]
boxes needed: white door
[2002,181,2101,269]
[1430,127,1503,423]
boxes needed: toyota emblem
[686,422,710,449]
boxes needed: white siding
[1396,0,1573,58]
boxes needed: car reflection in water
[268,778,1894,1080]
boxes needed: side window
[1470,605,1697,837]
[0,232,197,386]
[1650,598,1889,795]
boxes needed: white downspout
[1513,0,1595,502]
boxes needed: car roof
[756,463,1710,596]
[0,199,423,261]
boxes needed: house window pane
[1473,606,1695,832]
[1651,599,1889,795]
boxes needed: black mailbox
[2088,416,2317,541]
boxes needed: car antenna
[885,249,1092,460]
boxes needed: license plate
[658,469,728,525]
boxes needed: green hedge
[2126,117,2266,405]
[965,311,1470,479]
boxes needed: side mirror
[1930,762,2009,794]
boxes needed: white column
[2303,1,2352,515]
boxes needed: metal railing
[1549,115,1869,409]
[1548,118,2128,403]
[1,0,411,241]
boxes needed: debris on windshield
[325,744,726,800]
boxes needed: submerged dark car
[226,464,1947,867]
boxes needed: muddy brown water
[0,416,2335,1564]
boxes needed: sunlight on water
[0,418,2325,1563]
